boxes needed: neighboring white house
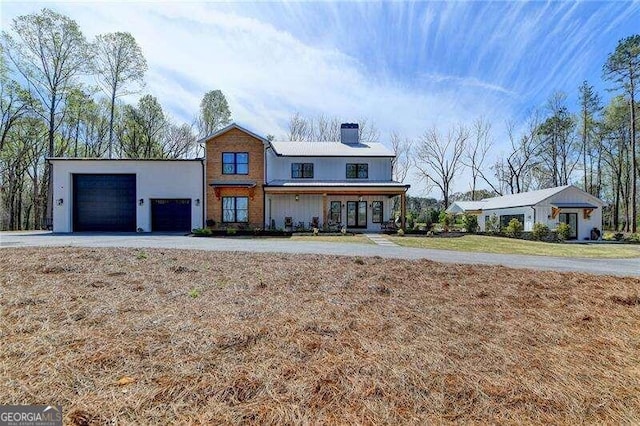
[49,159,204,233]
[446,185,605,240]
[264,124,410,231]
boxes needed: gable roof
[197,123,268,144]
[446,185,604,213]
[477,185,573,210]
[269,141,394,157]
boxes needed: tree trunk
[108,85,117,159]
[630,81,637,233]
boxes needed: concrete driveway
[1,231,638,277]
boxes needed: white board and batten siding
[266,151,393,181]
[478,206,536,232]
[51,159,204,233]
[535,187,603,240]
[267,194,394,231]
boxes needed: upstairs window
[346,163,368,179]
[222,152,248,175]
[291,163,314,179]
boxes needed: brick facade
[205,128,265,228]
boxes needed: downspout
[263,143,270,229]
[201,158,205,228]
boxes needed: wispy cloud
[2,1,639,194]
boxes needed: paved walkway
[365,234,398,247]
[1,231,638,277]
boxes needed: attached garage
[49,159,204,233]
[151,199,191,232]
[73,174,136,232]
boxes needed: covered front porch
[263,183,409,232]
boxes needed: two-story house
[264,124,409,231]
[199,122,409,231]
[49,122,409,232]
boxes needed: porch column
[322,193,328,230]
[400,192,406,230]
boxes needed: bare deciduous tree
[390,131,412,183]
[2,8,89,227]
[414,125,468,209]
[92,31,147,159]
[462,117,496,199]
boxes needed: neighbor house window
[330,201,342,223]
[372,201,383,223]
[222,196,248,222]
[499,214,524,228]
[222,152,249,175]
[346,163,368,179]
[291,163,314,178]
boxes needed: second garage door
[151,199,192,232]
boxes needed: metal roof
[269,141,394,157]
[47,157,203,162]
[551,202,599,209]
[265,179,408,188]
[446,201,485,213]
[209,180,257,187]
[447,185,604,213]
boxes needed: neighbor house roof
[269,141,394,157]
[446,185,604,213]
[197,123,268,144]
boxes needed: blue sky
[2,1,639,195]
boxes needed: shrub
[556,223,571,241]
[192,228,212,236]
[504,218,523,238]
[531,223,550,241]
[485,213,500,235]
[624,233,640,244]
[439,212,453,232]
[461,214,478,233]
[226,228,237,235]
[397,228,405,236]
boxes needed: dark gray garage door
[151,199,191,232]
[73,174,136,232]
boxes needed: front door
[347,201,367,228]
[558,213,578,240]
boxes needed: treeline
[0,9,232,230]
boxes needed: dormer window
[222,152,248,175]
[291,163,314,179]
[346,163,368,179]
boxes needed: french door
[347,201,367,228]
[558,213,578,239]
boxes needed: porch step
[365,234,398,247]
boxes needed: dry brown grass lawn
[1,247,639,424]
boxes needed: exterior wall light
[139,198,144,206]
[295,194,299,201]
[57,198,63,206]
[195,198,200,206]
